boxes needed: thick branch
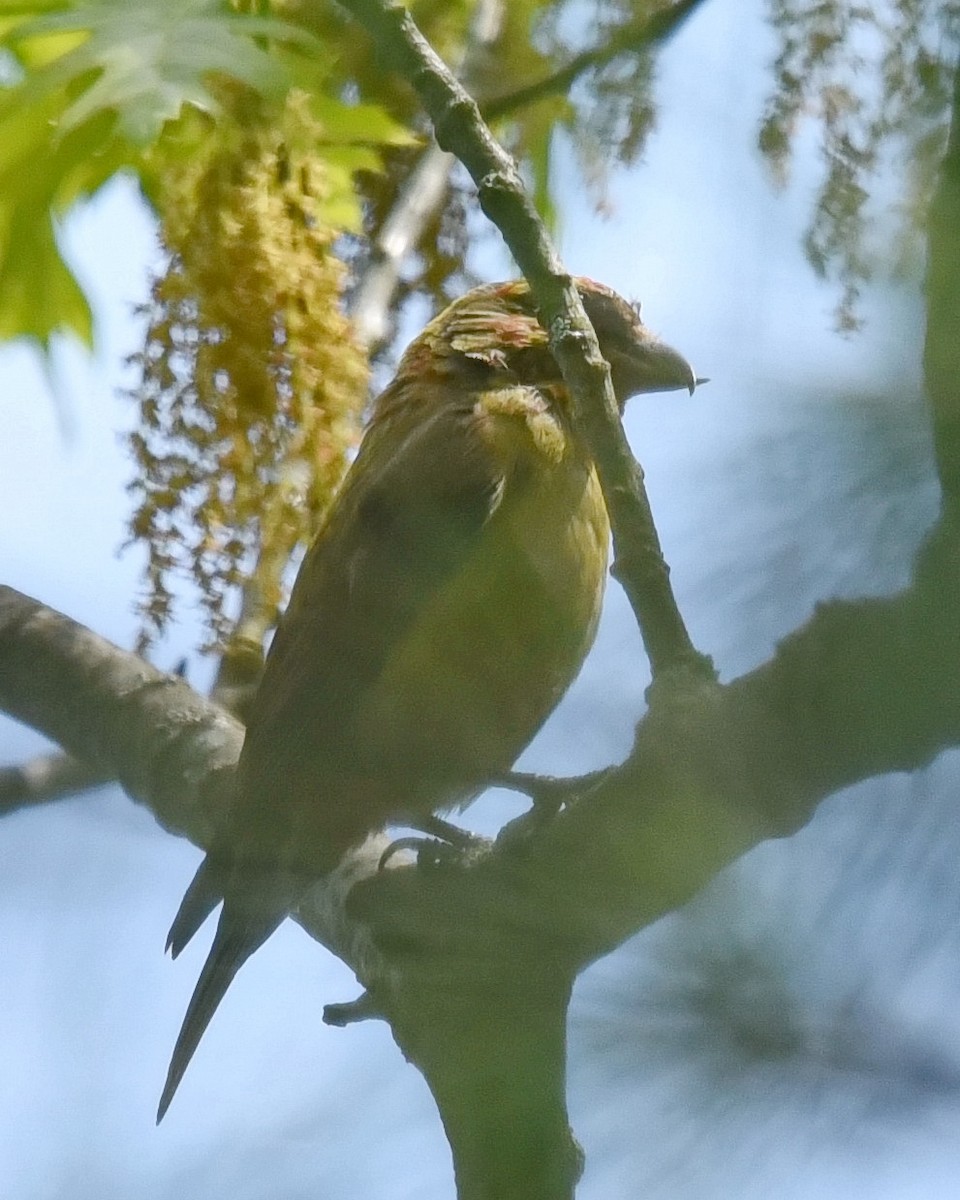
[389,962,582,1200]
[6,541,957,942]
[0,584,390,973]
[4,505,958,1188]
[0,586,242,846]
[352,523,960,962]
[337,0,711,683]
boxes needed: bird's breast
[352,391,610,807]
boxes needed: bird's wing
[236,391,511,827]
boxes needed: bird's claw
[378,815,489,870]
[378,835,463,871]
[493,766,615,848]
[491,766,613,812]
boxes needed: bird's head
[394,277,699,408]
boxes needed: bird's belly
[350,458,610,811]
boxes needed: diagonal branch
[0,586,242,846]
[351,0,505,354]
[337,0,712,684]
[346,519,960,967]
[0,583,388,963]
[349,140,456,351]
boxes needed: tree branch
[0,583,394,966]
[349,141,456,351]
[345,521,960,965]
[0,586,242,846]
[351,0,505,354]
[4,490,958,1190]
[0,752,105,815]
[6,545,957,950]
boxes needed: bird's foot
[379,818,488,871]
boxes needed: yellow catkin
[129,91,369,650]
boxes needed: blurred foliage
[535,0,660,202]
[761,0,960,331]
[0,0,691,351]
[0,0,329,345]
[2,0,959,645]
[0,0,683,651]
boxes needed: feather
[158,895,285,1122]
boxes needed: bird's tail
[157,899,283,1123]
[166,855,225,959]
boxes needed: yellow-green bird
[158,277,698,1120]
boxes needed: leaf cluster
[0,0,342,344]
[760,0,960,331]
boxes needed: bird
[157,277,698,1121]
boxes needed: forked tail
[157,902,282,1122]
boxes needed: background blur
[3,0,959,1196]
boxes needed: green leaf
[0,0,334,349]
[0,90,121,343]
[308,92,417,148]
[527,121,557,235]
[4,0,326,145]
[318,152,368,231]
[0,205,92,346]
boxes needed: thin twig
[350,142,455,352]
[0,754,106,815]
[483,0,708,121]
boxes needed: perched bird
[158,277,698,1120]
